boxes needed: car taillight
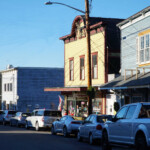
[71,121,81,124]
[96,125,102,130]
[19,116,22,120]
[41,117,44,122]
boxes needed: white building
[1,66,64,111]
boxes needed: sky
[0,0,150,71]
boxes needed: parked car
[0,110,4,124]
[102,102,150,150]
[77,114,113,145]
[10,112,31,127]
[3,110,17,125]
[51,115,83,137]
[25,109,61,131]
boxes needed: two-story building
[45,15,123,116]
[100,6,150,106]
[1,65,64,112]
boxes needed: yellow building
[45,15,123,117]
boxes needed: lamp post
[45,0,92,115]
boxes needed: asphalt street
[0,125,133,150]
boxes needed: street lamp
[45,1,85,14]
[45,0,92,115]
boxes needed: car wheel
[35,122,40,131]
[89,134,94,145]
[135,133,148,150]
[25,121,29,129]
[102,131,112,150]
[16,121,20,128]
[3,120,6,126]
[77,131,82,142]
[63,127,68,137]
[10,121,13,127]
[51,126,56,135]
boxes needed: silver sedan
[51,115,83,137]
[77,114,112,144]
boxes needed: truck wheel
[102,131,112,150]
[35,122,40,131]
[135,134,148,150]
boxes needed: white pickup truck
[102,102,150,150]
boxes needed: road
[0,125,132,150]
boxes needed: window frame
[80,55,85,80]
[92,52,98,79]
[137,33,150,65]
[69,57,74,81]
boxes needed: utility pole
[85,0,92,115]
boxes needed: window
[125,105,136,119]
[80,56,85,80]
[4,84,6,91]
[7,84,9,91]
[69,58,74,81]
[116,106,128,119]
[92,53,98,79]
[4,83,12,92]
[137,34,150,64]
[10,83,12,91]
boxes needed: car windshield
[8,111,17,114]
[44,111,61,117]
[22,113,31,117]
[97,116,112,123]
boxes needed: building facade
[100,6,150,106]
[45,15,123,116]
[1,67,64,112]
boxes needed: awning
[99,72,150,90]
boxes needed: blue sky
[0,0,150,70]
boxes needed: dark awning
[99,72,150,90]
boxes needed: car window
[138,105,150,118]
[125,105,136,119]
[116,106,128,119]
[0,111,3,114]
[60,116,67,121]
[34,111,38,116]
[89,115,95,123]
[85,116,91,122]
[8,111,17,115]
[44,111,61,117]
[97,115,112,123]
[37,111,44,116]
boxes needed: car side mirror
[112,117,118,122]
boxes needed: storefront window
[68,100,88,118]
[68,98,102,117]
[92,98,102,114]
